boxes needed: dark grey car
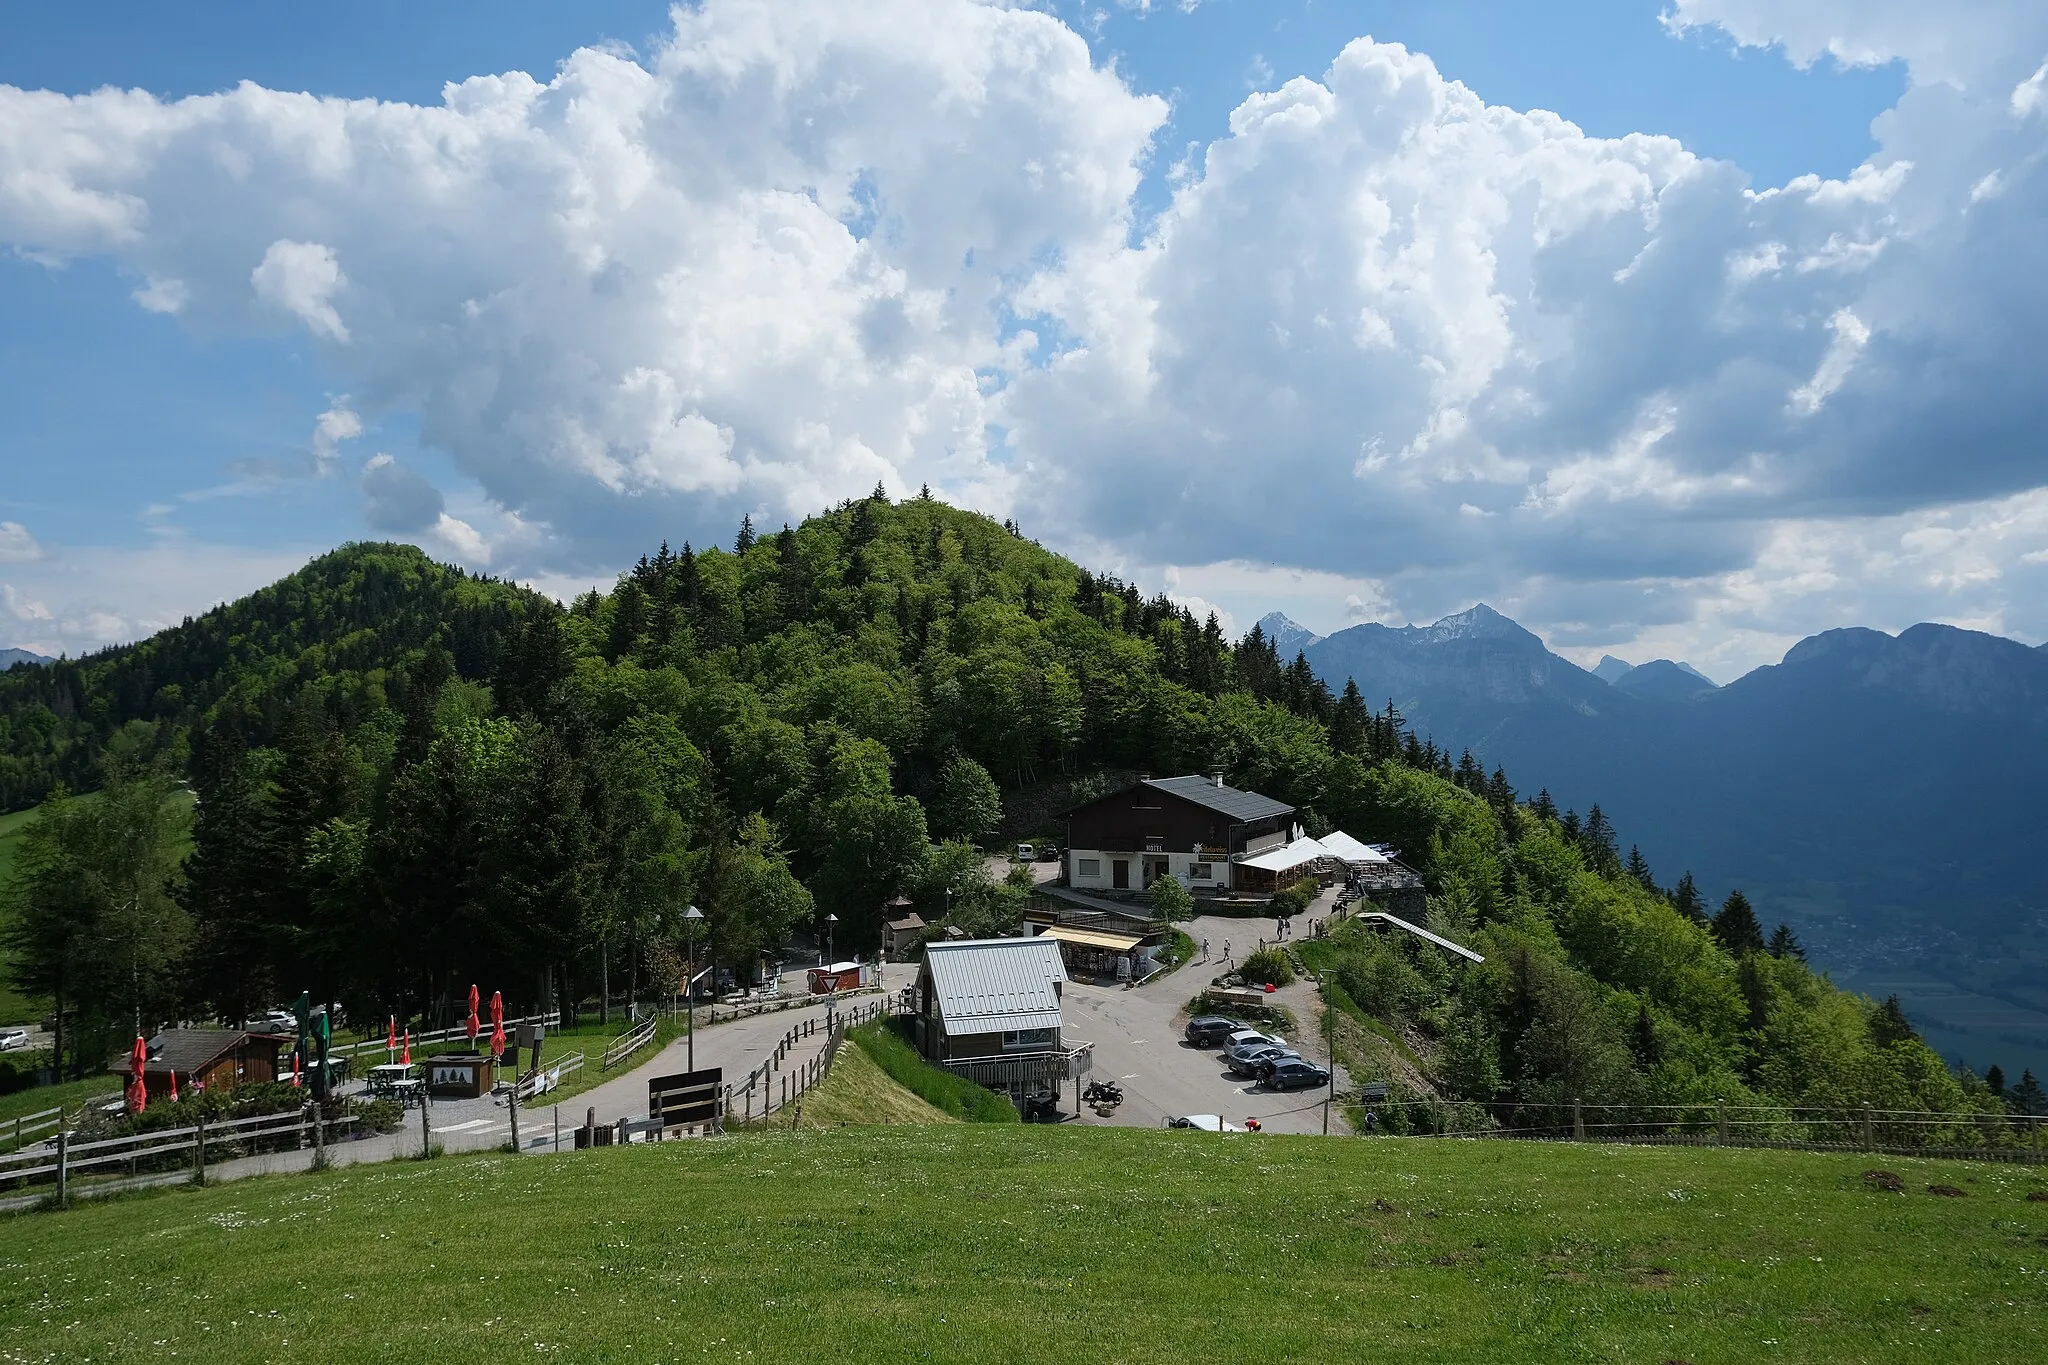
[1183,1015,1240,1047]
[1265,1058,1331,1091]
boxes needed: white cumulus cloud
[0,0,2044,671]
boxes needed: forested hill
[4,491,2032,1139]
[0,545,536,810]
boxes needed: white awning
[1238,836,1330,872]
[1319,830,1389,864]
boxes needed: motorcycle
[1083,1079,1124,1108]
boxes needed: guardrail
[600,1017,659,1071]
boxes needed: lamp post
[683,905,704,1073]
[824,913,838,966]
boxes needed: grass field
[0,1130,2042,1362]
[851,1019,1019,1121]
[774,1031,955,1129]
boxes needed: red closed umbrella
[292,1051,302,1087]
[168,1069,180,1104]
[467,984,480,1047]
[401,1029,412,1066]
[126,1035,148,1115]
[489,990,506,1059]
[387,1014,397,1056]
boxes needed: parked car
[1227,1045,1298,1078]
[245,1009,296,1033]
[1265,1058,1332,1091]
[1015,842,1035,861]
[0,1028,30,1052]
[1220,1032,1286,1067]
[1038,843,1060,862]
[1165,1114,1246,1132]
[1183,1016,1240,1048]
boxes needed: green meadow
[0,1128,2041,1364]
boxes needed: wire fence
[1358,1095,2048,1163]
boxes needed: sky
[2,0,2045,681]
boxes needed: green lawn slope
[1,1130,2041,1363]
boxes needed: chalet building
[911,937,1091,1102]
[140,1028,287,1099]
[1061,774,1293,895]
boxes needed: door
[1112,859,1129,890]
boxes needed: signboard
[648,1067,722,1128]
[1359,1082,1389,1102]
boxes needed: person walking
[1223,940,1232,963]
[1201,938,1210,959]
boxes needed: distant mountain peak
[1593,654,1635,684]
[1255,611,1324,657]
[1423,603,1543,647]
[0,647,53,670]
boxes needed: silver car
[1228,1045,1299,1078]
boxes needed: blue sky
[2,0,2042,676]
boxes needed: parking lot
[1057,905,1350,1136]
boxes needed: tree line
[3,492,2035,1129]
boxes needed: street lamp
[824,913,838,966]
[683,905,704,1073]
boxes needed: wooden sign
[648,1068,722,1128]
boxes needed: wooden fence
[600,1017,659,1072]
[0,1103,359,1208]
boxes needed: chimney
[1210,771,1225,788]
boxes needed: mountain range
[0,648,52,670]
[1276,605,2048,1077]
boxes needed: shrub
[1149,874,1193,921]
[1241,946,1295,987]
[854,1021,1018,1122]
[1270,877,1320,917]
[351,1096,404,1133]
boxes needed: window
[1002,1028,1056,1050]
[1190,863,1212,880]
[1078,858,1101,877]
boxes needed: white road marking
[430,1119,497,1133]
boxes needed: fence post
[1862,1103,1875,1151]
[508,1075,521,1154]
[1716,1100,1728,1145]
[1572,1098,1585,1142]
[419,1089,432,1159]
[194,1114,207,1184]
[313,1097,327,1171]
[55,1127,68,1206]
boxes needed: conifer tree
[1986,1064,2006,1097]
[1711,889,1765,957]
[1330,679,1370,756]
[735,513,756,553]
[1869,993,1918,1048]
[1671,872,1706,925]
[1582,804,1620,876]
[1531,788,1558,822]
[2011,1070,2047,1117]
[1625,844,1656,892]
[1766,923,1806,961]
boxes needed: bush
[853,1021,1018,1122]
[1150,874,1193,921]
[351,1096,404,1133]
[1270,877,1320,917]
[1241,946,1295,987]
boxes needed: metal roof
[1041,924,1145,952]
[1141,775,1294,823]
[923,937,1067,1034]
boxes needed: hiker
[1223,940,1232,962]
[1201,938,1210,959]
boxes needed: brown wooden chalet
[1061,773,1294,895]
[139,1028,287,1099]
